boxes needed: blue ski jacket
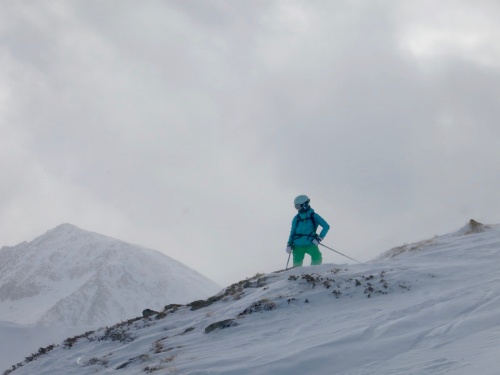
[287,207,330,247]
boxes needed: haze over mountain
[4,220,500,375]
[0,224,220,327]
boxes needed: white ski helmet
[294,195,310,210]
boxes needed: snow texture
[3,220,500,375]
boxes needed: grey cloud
[1,1,500,285]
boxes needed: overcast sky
[1,1,500,286]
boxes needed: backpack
[292,211,318,242]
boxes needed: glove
[312,237,323,245]
[286,246,293,254]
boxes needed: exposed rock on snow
[142,309,160,318]
[458,219,491,235]
[375,220,493,260]
[204,319,238,334]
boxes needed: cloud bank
[1,1,499,285]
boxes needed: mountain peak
[0,225,220,327]
[50,223,82,232]
[42,223,99,240]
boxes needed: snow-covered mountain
[0,224,220,327]
[5,220,500,375]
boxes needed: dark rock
[155,312,167,320]
[238,299,276,316]
[464,219,490,234]
[115,354,150,370]
[164,304,183,312]
[188,295,225,311]
[142,309,159,318]
[176,327,195,336]
[204,319,238,334]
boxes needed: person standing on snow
[286,195,330,267]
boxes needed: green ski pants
[293,245,323,267]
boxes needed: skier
[286,195,330,267]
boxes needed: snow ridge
[6,222,500,375]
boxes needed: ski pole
[319,243,361,263]
[286,251,291,270]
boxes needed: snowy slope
[0,224,220,327]
[0,320,88,371]
[5,221,500,375]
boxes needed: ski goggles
[295,199,310,210]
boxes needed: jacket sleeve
[314,213,330,239]
[287,216,298,246]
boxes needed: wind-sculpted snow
[5,222,500,375]
[3,262,438,374]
